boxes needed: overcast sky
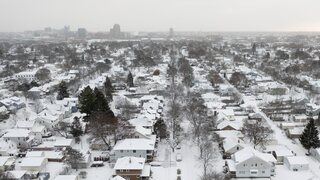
[1,0,320,32]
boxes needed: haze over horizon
[1,0,320,32]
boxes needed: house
[265,145,294,164]
[220,109,235,121]
[112,139,156,162]
[26,151,45,158]
[0,156,15,171]
[28,87,42,99]
[226,147,276,178]
[222,137,245,159]
[4,170,29,180]
[0,96,26,112]
[3,129,34,148]
[310,148,320,162]
[54,139,74,149]
[0,139,18,157]
[55,175,78,180]
[113,157,150,180]
[217,120,241,131]
[19,157,48,172]
[14,71,36,82]
[286,127,304,139]
[129,116,154,132]
[284,156,309,171]
[293,114,308,123]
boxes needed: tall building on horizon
[77,28,87,39]
[169,28,174,38]
[109,24,123,39]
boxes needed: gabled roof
[113,139,155,151]
[234,147,276,164]
[114,156,145,170]
[3,129,30,138]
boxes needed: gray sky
[1,0,320,32]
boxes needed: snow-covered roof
[217,120,242,130]
[55,175,78,180]
[111,175,126,180]
[5,171,27,179]
[20,157,46,167]
[113,139,155,151]
[114,156,145,170]
[234,147,276,164]
[129,116,153,127]
[223,137,245,152]
[141,164,151,177]
[285,156,308,165]
[3,129,30,138]
[265,145,293,157]
[0,156,10,166]
[26,151,44,157]
[16,120,35,129]
[54,139,73,147]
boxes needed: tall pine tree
[299,118,320,153]
[78,86,96,116]
[57,81,69,100]
[127,71,134,87]
[104,76,113,102]
[93,88,111,112]
[70,116,83,140]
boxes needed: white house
[284,156,309,171]
[20,157,48,172]
[3,129,34,148]
[265,145,294,164]
[112,139,155,162]
[113,157,151,180]
[227,147,276,178]
[14,71,37,82]
[222,138,245,158]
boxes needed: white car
[176,153,182,162]
[150,161,162,166]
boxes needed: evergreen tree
[78,86,96,116]
[299,118,320,153]
[93,88,111,112]
[64,147,84,171]
[70,116,83,140]
[57,81,69,100]
[154,119,168,139]
[127,71,134,87]
[104,76,113,102]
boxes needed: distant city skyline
[1,0,320,32]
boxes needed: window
[250,170,258,174]
[120,150,123,153]
[255,163,257,167]
[236,146,239,150]
[133,150,136,153]
[262,170,265,174]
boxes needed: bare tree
[54,121,70,138]
[198,140,218,178]
[242,120,273,149]
[89,111,118,149]
[185,93,209,145]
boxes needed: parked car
[176,153,182,162]
[90,161,104,167]
[150,161,162,166]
